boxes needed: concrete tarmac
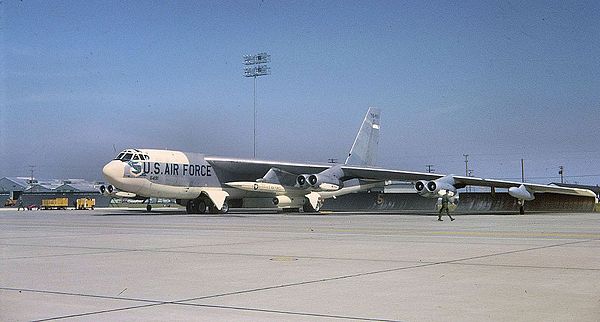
[1,208,599,321]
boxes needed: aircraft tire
[186,201,193,214]
[218,202,229,214]
[519,205,525,215]
[196,200,206,214]
[302,203,321,213]
[146,204,152,212]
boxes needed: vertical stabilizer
[345,107,380,166]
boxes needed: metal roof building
[0,177,100,193]
[0,177,32,192]
[56,182,99,193]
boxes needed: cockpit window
[114,153,125,160]
[121,153,133,161]
[133,154,140,160]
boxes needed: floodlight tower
[243,52,271,158]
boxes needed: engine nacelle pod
[415,180,435,197]
[508,184,535,201]
[418,175,457,198]
[296,175,311,189]
[272,195,305,208]
[307,174,342,191]
[426,181,457,196]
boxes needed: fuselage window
[122,153,133,161]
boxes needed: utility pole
[559,166,564,184]
[521,158,525,183]
[243,52,271,158]
[27,165,36,182]
[426,164,435,173]
[462,154,470,192]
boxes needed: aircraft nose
[102,160,123,182]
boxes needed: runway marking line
[4,238,595,322]
[321,228,600,239]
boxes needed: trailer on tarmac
[76,198,95,210]
[41,198,68,210]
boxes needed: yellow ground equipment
[76,198,95,210]
[41,198,69,210]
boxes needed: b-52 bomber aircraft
[101,107,595,214]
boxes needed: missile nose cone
[225,182,255,190]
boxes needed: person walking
[438,192,455,221]
[17,199,25,211]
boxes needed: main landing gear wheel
[146,204,152,212]
[196,200,206,214]
[186,199,207,214]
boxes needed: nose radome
[102,160,123,182]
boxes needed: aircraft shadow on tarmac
[92,209,544,217]
[93,209,250,217]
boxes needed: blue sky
[1,1,599,185]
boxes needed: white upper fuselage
[103,149,225,200]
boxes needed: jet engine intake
[272,195,305,208]
[99,185,115,195]
[296,175,311,189]
[416,175,457,198]
[415,180,434,197]
[307,174,342,191]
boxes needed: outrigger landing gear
[518,199,525,215]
